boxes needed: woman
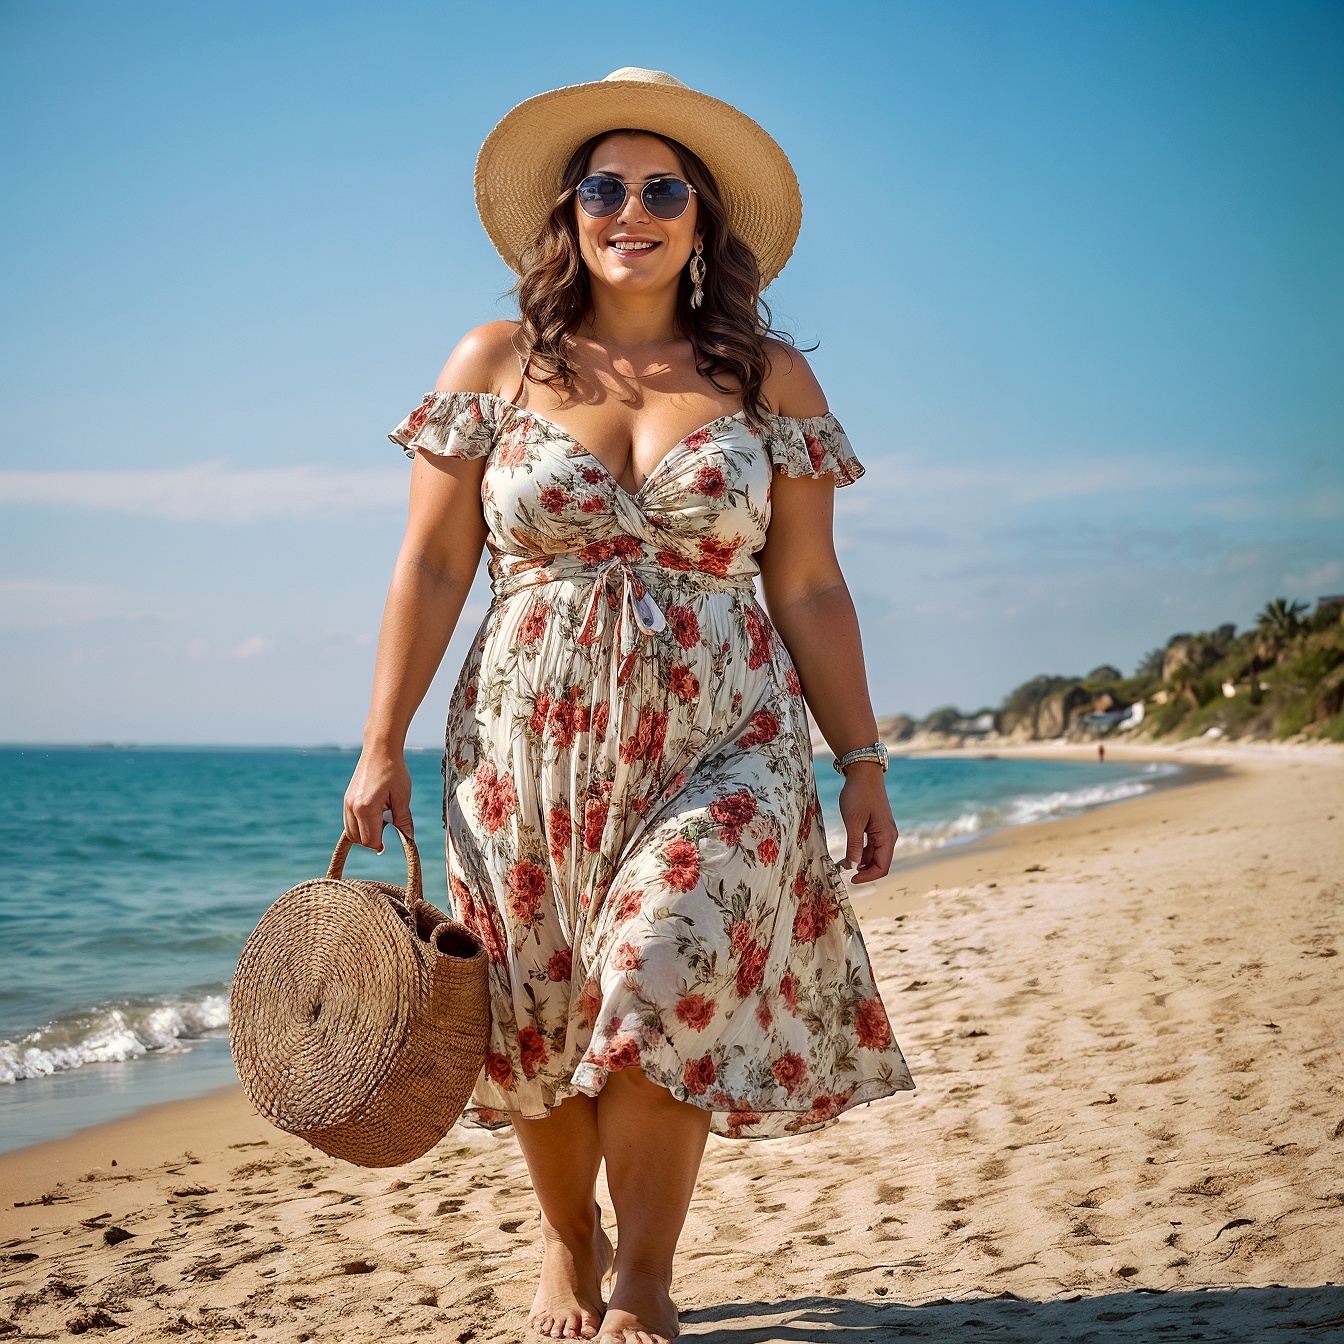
[345,69,915,1344]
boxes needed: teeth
[611,241,657,251]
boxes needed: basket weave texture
[230,829,489,1167]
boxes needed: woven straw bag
[230,828,490,1167]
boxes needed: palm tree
[1257,598,1307,642]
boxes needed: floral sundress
[390,391,915,1139]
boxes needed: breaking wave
[0,991,230,1085]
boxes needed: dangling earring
[688,240,706,310]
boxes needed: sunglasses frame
[570,173,698,221]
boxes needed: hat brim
[474,77,802,288]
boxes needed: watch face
[877,742,889,769]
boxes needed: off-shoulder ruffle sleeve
[388,390,498,460]
[763,411,865,487]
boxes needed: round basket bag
[229,828,490,1167]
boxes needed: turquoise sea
[0,746,1178,1153]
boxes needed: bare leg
[596,1068,711,1344]
[512,1094,615,1340]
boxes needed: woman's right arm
[342,322,518,852]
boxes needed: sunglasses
[572,173,697,221]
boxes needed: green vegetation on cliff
[879,596,1344,745]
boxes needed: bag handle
[327,825,424,908]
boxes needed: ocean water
[0,746,1178,1151]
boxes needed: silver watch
[833,741,889,774]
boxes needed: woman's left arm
[757,350,898,884]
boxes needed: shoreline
[2,746,1201,1161]
[2,741,1340,1340]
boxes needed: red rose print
[529,689,552,738]
[538,486,573,513]
[757,837,779,866]
[728,918,752,953]
[855,996,893,1050]
[548,687,588,748]
[662,837,699,892]
[683,1053,717,1096]
[579,464,607,484]
[682,427,714,450]
[654,548,692,571]
[584,797,608,851]
[612,887,644,924]
[547,805,572,863]
[575,979,603,1027]
[692,464,726,497]
[518,602,550,644]
[784,667,803,697]
[771,1051,808,1097]
[756,999,773,1030]
[464,683,478,706]
[547,948,573,982]
[580,495,607,513]
[453,874,506,964]
[620,708,668,764]
[738,709,780,748]
[517,1024,549,1078]
[506,860,547,926]
[696,535,739,578]
[744,606,773,670]
[473,763,517,834]
[596,1034,641,1072]
[612,534,643,561]
[405,403,430,437]
[611,942,642,972]
[710,789,758,840]
[780,972,799,1013]
[804,433,825,472]
[578,539,617,564]
[669,665,699,700]
[591,701,610,738]
[735,940,769,998]
[666,604,700,650]
[662,770,686,801]
[674,992,716,1031]
[725,1110,762,1134]
[486,1051,514,1088]
[792,873,838,945]
[495,433,528,468]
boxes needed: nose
[615,184,651,226]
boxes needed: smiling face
[574,131,701,299]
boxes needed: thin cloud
[0,579,131,630]
[0,462,409,522]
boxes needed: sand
[2,743,1342,1341]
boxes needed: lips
[608,239,661,256]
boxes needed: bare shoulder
[433,320,523,396]
[761,340,829,418]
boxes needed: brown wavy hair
[512,130,802,427]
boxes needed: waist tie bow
[575,557,668,688]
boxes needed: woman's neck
[582,281,683,348]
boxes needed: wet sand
[2,744,1342,1341]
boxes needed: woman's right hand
[343,744,413,853]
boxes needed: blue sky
[1,0,1340,744]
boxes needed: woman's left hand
[838,763,899,883]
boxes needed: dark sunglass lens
[643,177,691,219]
[576,175,625,217]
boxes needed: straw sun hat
[474,67,803,287]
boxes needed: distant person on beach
[344,69,914,1343]
[1098,743,1105,762]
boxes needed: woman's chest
[482,411,774,560]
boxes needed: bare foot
[530,1208,615,1340]
[596,1267,679,1344]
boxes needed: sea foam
[0,992,230,1085]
